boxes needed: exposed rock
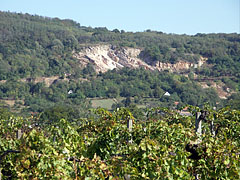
[19,76,60,87]
[73,45,154,73]
[73,44,206,73]
[156,61,192,72]
[199,81,233,99]
[0,80,7,83]
[155,59,205,72]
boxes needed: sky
[1,0,239,35]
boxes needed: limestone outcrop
[73,44,205,73]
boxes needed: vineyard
[0,106,240,179]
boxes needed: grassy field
[91,98,118,110]
[90,97,163,110]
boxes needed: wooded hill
[0,11,239,116]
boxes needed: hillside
[0,11,240,116]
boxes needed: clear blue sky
[1,0,239,35]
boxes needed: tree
[112,29,120,33]
[51,39,64,53]
[39,105,78,125]
[82,63,96,77]
[124,97,131,107]
[153,86,164,98]
[107,86,119,98]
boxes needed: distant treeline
[0,11,239,115]
[0,11,239,80]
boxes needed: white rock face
[73,45,154,73]
[73,44,205,73]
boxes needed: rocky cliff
[73,45,205,73]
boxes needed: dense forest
[0,11,240,118]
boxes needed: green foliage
[0,106,239,179]
[88,68,220,107]
[39,105,80,125]
[225,93,240,109]
[0,11,240,80]
[0,11,239,114]
[0,67,222,115]
[0,108,13,119]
